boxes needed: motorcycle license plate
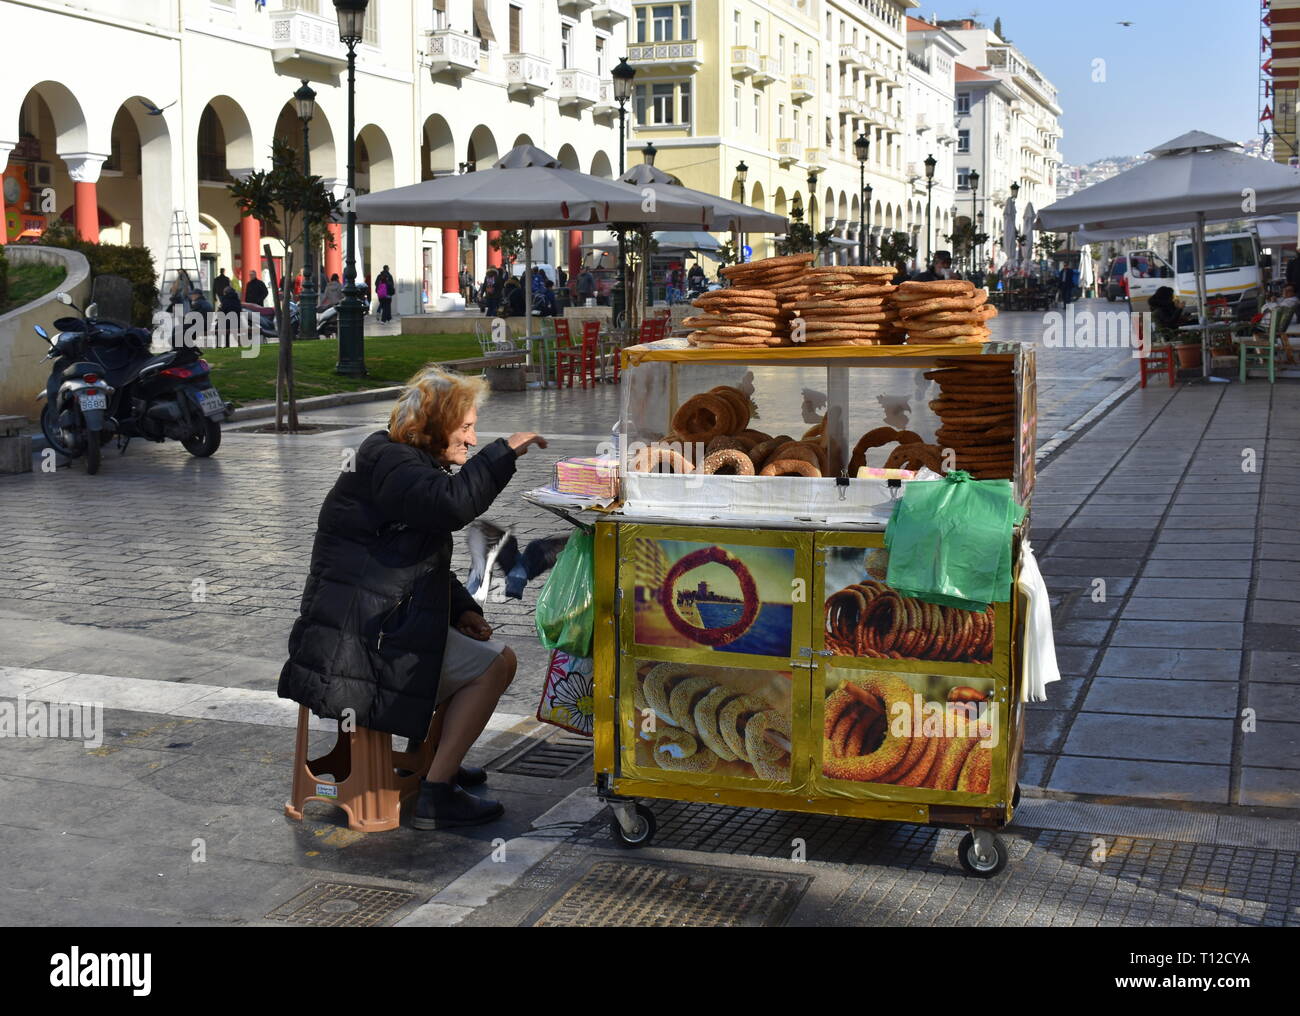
[193,388,225,418]
[77,392,107,411]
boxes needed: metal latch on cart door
[792,647,833,669]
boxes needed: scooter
[36,292,231,474]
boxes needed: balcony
[556,67,599,109]
[838,44,865,68]
[790,73,814,102]
[629,39,702,70]
[591,0,632,28]
[915,112,930,133]
[426,28,478,79]
[593,77,618,115]
[557,0,595,14]
[755,54,781,84]
[837,93,859,116]
[731,46,760,77]
[505,52,553,98]
[776,138,800,167]
[269,9,347,69]
[804,147,827,172]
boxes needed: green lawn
[1,262,67,314]
[202,332,482,406]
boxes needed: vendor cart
[537,339,1037,878]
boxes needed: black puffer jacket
[278,430,518,738]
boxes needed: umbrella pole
[524,224,538,385]
[1194,212,1210,379]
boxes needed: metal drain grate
[265,881,418,927]
[528,860,804,927]
[497,731,593,779]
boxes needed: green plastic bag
[535,529,595,657]
[884,470,1025,612]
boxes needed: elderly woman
[279,366,546,828]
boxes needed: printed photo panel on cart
[817,532,1012,676]
[617,657,810,792]
[618,524,811,670]
[813,665,1007,806]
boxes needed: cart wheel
[1012,783,1022,808]
[609,804,656,849]
[958,831,1008,878]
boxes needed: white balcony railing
[269,8,347,67]
[426,28,478,78]
[505,52,553,97]
[556,67,600,108]
[776,139,800,166]
[790,73,814,101]
[629,39,703,69]
[593,77,618,114]
[731,45,760,77]
[592,0,632,28]
[838,43,864,68]
[756,54,781,83]
[804,147,827,171]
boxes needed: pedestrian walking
[244,271,268,307]
[376,264,395,322]
[212,267,231,303]
[278,365,548,828]
[576,266,596,305]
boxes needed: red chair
[558,322,599,388]
[1137,315,1176,388]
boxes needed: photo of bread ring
[760,458,822,477]
[702,449,755,475]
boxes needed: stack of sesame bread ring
[925,357,1017,480]
[892,279,998,344]
[784,265,903,346]
[685,254,813,348]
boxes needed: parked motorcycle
[249,299,299,339]
[36,292,232,474]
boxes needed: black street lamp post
[807,170,818,263]
[612,56,636,326]
[924,153,936,267]
[295,79,318,340]
[864,182,873,265]
[854,132,869,266]
[969,169,980,279]
[333,0,369,376]
[735,160,748,260]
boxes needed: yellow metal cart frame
[575,342,1035,877]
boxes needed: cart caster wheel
[609,804,656,849]
[958,831,1008,878]
[1012,783,1021,808]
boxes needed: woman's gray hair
[388,365,488,454]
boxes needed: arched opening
[8,84,93,244]
[357,123,397,309]
[556,143,581,171]
[590,150,613,179]
[196,96,258,290]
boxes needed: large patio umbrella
[354,144,707,334]
[618,163,788,233]
[1038,131,1300,341]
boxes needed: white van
[1104,250,1175,304]
[1173,232,1262,317]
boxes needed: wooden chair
[1136,315,1176,389]
[1236,306,1288,383]
[557,322,599,388]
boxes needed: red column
[325,222,343,281]
[0,183,7,245]
[567,230,582,288]
[441,228,458,293]
[74,181,99,243]
[486,229,503,269]
[240,217,262,294]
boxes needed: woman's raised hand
[507,432,549,456]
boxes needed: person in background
[212,267,231,303]
[320,273,343,309]
[459,266,473,303]
[1149,285,1193,344]
[556,265,567,291]
[575,266,596,305]
[540,279,558,317]
[187,289,213,340]
[376,264,395,322]
[244,271,268,307]
[891,260,910,286]
[912,252,952,282]
[503,277,525,317]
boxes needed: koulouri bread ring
[702,448,755,475]
[630,445,695,474]
[760,458,822,477]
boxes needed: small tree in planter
[228,138,339,433]
[877,230,916,272]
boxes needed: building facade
[941,19,1062,267]
[0,0,632,314]
[904,15,962,265]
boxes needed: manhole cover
[524,860,806,927]
[496,731,593,779]
[265,882,418,927]
[226,422,362,435]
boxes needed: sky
[919,0,1262,165]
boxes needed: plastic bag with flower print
[536,649,594,736]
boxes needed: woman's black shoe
[410,780,504,829]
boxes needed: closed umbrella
[1003,200,1018,268]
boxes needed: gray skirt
[437,626,506,706]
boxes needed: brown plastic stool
[284,706,435,832]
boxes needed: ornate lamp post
[864,182,873,265]
[924,153,936,267]
[969,169,980,279]
[643,140,657,165]
[294,79,318,340]
[854,132,870,266]
[333,0,370,376]
[806,170,818,263]
[612,55,636,325]
[735,160,748,261]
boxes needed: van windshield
[1176,237,1256,274]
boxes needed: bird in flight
[1117,20,1135,27]
[138,98,178,116]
